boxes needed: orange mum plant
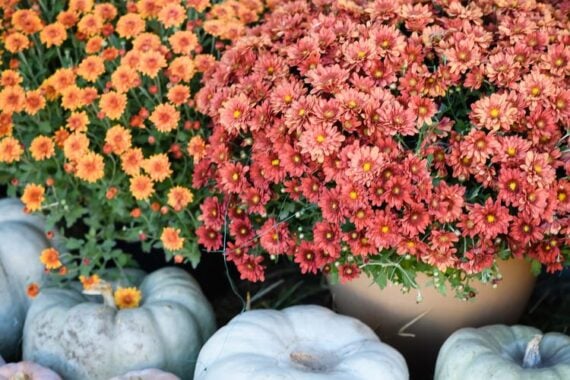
[0,0,264,290]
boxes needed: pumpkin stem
[9,372,32,380]
[522,334,543,369]
[290,352,326,371]
[82,281,117,309]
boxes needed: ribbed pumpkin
[435,325,570,380]
[110,369,181,380]
[0,198,48,360]
[0,356,62,380]
[23,267,215,380]
[195,305,409,380]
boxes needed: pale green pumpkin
[195,305,409,380]
[23,267,215,380]
[435,325,570,380]
[0,199,48,360]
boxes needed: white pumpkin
[110,368,181,380]
[23,267,216,380]
[0,357,62,380]
[435,325,570,380]
[0,198,48,360]
[195,305,409,380]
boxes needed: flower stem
[522,334,543,369]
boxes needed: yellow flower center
[508,181,517,191]
[233,110,241,119]
[506,147,516,156]
[231,173,239,181]
[486,214,496,223]
[284,95,293,103]
[374,70,384,78]
[298,108,306,116]
[533,164,542,174]
[558,192,567,202]
[316,134,325,143]
[349,191,358,200]
[357,51,366,59]
[348,100,357,109]
[555,58,564,67]
[381,225,390,233]
[489,107,500,119]
[271,159,280,166]
[530,86,541,96]
[418,106,427,115]
[362,162,372,172]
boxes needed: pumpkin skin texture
[194,305,409,380]
[0,199,48,360]
[23,267,215,380]
[110,368,181,380]
[435,325,570,380]
[0,360,62,380]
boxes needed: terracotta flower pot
[329,259,536,377]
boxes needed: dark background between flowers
[1,184,568,379]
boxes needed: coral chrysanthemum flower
[21,183,45,211]
[167,186,194,211]
[40,248,62,270]
[79,274,101,290]
[105,125,132,155]
[77,56,105,82]
[298,124,345,163]
[149,103,180,133]
[130,175,154,200]
[115,13,145,39]
[187,136,206,162]
[39,22,67,47]
[99,91,127,120]
[121,148,144,176]
[471,93,518,131]
[471,198,512,239]
[142,154,172,182]
[114,287,142,309]
[30,136,55,161]
[161,227,185,251]
[158,3,186,28]
[75,152,105,183]
[26,283,40,299]
[0,137,23,163]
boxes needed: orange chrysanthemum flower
[39,22,67,48]
[77,14,103,36]
[79,274,101,289]
[130,175,154,200]
[138,51,167,78]
[116,13,146,39]
[169,31,199,55]
[40,248,62,270]
[167,85,190,105]
[26,283,40,299]
[167,186,194,211]
[111,65,139,93]
[21,183,45,211]
[143,154,172,182]
[50,68,76,92]
[75,152,105,183]
[132,33,161,53]
[149,103,180,132]
[121,148,144,176]
[105,125,132,154]
[30,136,55,161]
[99,91,127,120]
[63,133,90,161]
[56,10,79,28]
[4,32,30,53]
[136,0,162,18]
[194,54,216,73]
[69,0,94,13]
[66,111,89,132]
[0,137,23,163]
[1,70,23,87]
[114,287,142,309]
[168,56,195,82]
[94,3,117,20]
[85,36,104,54]
[60,85,85,111]
[24,90,46,115]
[0,113,13,137]
[0,86,26,114]
[187,0,211,12]
[11,9,43,34]
[161,227,185,251]
[77,56,106,82]
[158,3,186,28]
[187,136,206,162]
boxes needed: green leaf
[530,260,542,276]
